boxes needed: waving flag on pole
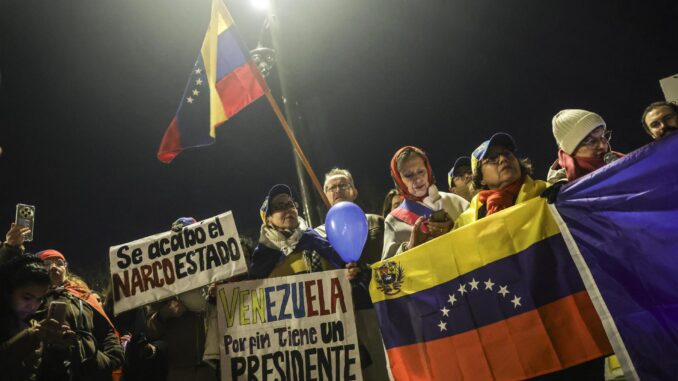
[370,198,611,380]
[551,133,678,381]
[158,0,266,163]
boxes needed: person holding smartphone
[382,146,469,260]
[36,249,123,381]
[0,223,31,265]
[0,254,74,381]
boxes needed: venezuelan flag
[370,198,612,380]
[157,0,266,163]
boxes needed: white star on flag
[194,68,202,74]
[448,294,457,305]
[192,89,200,96]
[511,295,522,308]
[498,285,510,297]
[458,283,467,295]
[437,321,447,331]
[186,96,194,104]
[195,78,203,85]
[440,306,450,317]
[484,278,495,291]
[468,278,479,290]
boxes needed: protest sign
[660,73,678,103]
[109,212,247,315]
[216,269,363,381]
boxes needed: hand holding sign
[326,202,368,263]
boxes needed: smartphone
[15,203,35,242]
[429,209,449,223]
[47,301,68,324]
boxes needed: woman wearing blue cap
[455,133,549,227]
[248,184,346,279]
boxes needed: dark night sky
[1,0,676,287]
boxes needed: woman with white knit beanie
[547,109,623,183]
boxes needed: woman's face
[11,283,48,320]
[480,144,521,190]
[390,194,403,212]
[43,258,67,287]
[266,193,300,230]
[399,156,430,198]
[573,126,609,159]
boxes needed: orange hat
[37,249,66,262]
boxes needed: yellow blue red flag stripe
[158,0,266,163]
[370,198,611,380]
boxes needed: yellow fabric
[201,0,235,136]
[268,252,335,278]
[454,175,549,229]
[607,355,621,370]
[370,197,560,304]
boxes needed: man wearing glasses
[315,168,384,265]
[548,109,623,184]
[315,168,391,380]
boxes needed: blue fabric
[248,228,345,280]
[555,133,678,381]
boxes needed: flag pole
[262,90,330,209]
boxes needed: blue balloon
[325,201,368,263]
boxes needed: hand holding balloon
[325,202,368,263]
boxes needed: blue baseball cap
[260,184,293,224]
[471,133,516,175]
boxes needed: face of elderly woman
[399,155,430,198]
[480,144,521,190]
[266,193,300,230]
[573,126,610,159]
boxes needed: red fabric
[63,280,118,334]
[215,62,266,117]
[385,291,611,381]
[157,117,182,163]
[37,249,65,262]
[390,146,435,202]
[477,176,524,215]
[557,150,624,181]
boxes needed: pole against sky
[251,0,270,11]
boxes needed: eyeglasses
[481,150,515,165]
[43,259,66,268]
[579,130,612,148]
[401,168,427,181]
[325,183,352,193]
[269,201,299,212]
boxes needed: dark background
[1,0,676,288]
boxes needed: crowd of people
[1,102,676,380]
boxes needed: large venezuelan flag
[370,198,612,380]
[551,133,678,381]
[157,0,266,163]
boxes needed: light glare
[251,0,270,11]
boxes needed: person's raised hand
[5,223,30,247]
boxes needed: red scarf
[477,176,524,216]
[63,280,117,333]
[557,149,611,182]
[389,146,435,202]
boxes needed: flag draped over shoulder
[157,0,266,163]
[370,198,611,381]
[552,133,678,381]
